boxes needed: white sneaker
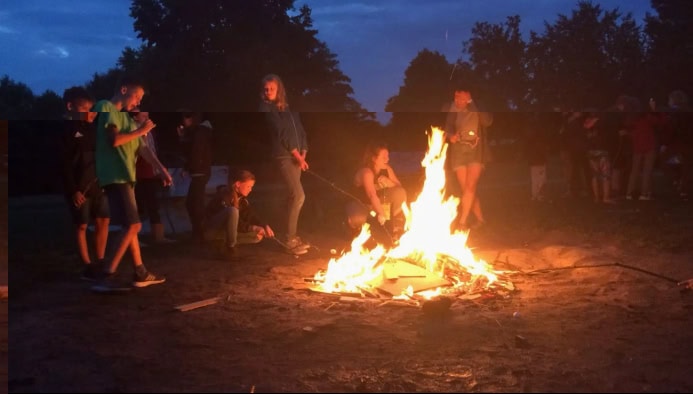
[285,237,309,255]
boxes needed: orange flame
[314,127,508,300]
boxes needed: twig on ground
[174,296,222,312]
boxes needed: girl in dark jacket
[259,74,310,255]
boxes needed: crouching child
[205,169,274,261]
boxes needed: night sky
[0,0,652,122]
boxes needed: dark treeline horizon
[3,0,692,195]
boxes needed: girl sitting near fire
[345,141,407,245]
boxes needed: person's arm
[468,101,493,128]
[288,112,309,170]
[62,126,86,207]
[290,148,309,170]
[361,169,386,224]
[295,113,309,158]
[244,201,275,239]
[444,104,458,143]
[137,141,172,186]
[107,119,155,147]
[385,165,402,187]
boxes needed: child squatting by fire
[204,169,275,261]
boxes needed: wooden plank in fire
[369,274,451,297]
[339,296,380,304]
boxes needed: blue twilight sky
[0,0,652,121]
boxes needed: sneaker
[285,237,309,255]
[295,236,311,250]
[132,270,166,288]
[638,194,652,201]
[91,273,132,293]
[80,263,101,282]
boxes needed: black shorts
[104,183,141,226]
[66,191,110,225]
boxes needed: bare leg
[591,177,599,202]
[128,233,145,267]
[602,178,612,202]
[454,166,468,225]
[75,224,90,264]
[472,196,484,224]
[94,218,109,261]
[459,163,483,227]
[106,223,142,273]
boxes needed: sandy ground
[7,162,693,393]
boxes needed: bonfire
[311,127,514,303]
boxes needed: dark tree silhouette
[644,0,693,99]
[385,49,454,150]
[526,1,645,111]
[125,0,369,115]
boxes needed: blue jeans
[205,206,260,247]
[277,158,305,240]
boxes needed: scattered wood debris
[174,296,222,312]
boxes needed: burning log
[338,296,380,304]
[377,299,419,308]
[310,127,515,303]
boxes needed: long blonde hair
[261,74,289,111]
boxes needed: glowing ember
[313,127,512,301]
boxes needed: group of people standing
[524,90,692,204]
[62,72,500,292]
[61,73,319,292]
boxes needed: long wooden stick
[174,296,221,312]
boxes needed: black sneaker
[80,263,101,282]
[132,270,166,288]
[91,273,132,293]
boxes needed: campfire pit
[310,127,515,305]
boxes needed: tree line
[2,0,691,194]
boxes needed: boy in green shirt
[91,77,172,292]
